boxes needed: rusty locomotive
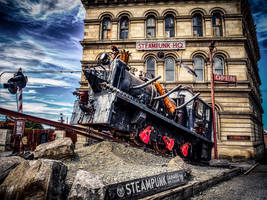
[71,47,213,161]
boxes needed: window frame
[192,13,203,37]
[101,17,112,40]
[146,15,156,38]
[214,56,224,75]
[165,57,175,82]
[165,14,175,38]
[193,56,205,82]
[212,12,223,37]
[119,16,129,40]
[145,57,156,79]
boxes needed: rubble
[68,170,105,200]
[0,159,67,200]
[0,141,247,200]
[65,141,183,186]
[34,137,74,160]
[168,156,192,175]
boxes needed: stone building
[79,0,264,160]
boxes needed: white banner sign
[136,41,186,50]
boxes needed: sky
[0,0,266,128]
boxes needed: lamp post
[209,41,218,159]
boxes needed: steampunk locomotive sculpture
[71,46,213,161]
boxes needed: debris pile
[0,139,230,200]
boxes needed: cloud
[1,0,85,22]
[28,77,72,87]
[0,89,16,101]
[24,89,37,94]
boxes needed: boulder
[0,159,67,200]
[34,137,74,160]
[168,156,192,175]
[68,170,105,200]
[0,156,25,184]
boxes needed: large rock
[0,159,67,200]
[168,156,192,175]
[0,156,25,184]
[68,170,105,200]
[34,137,74,160]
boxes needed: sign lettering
[214,74,237,83]
[136,41,186,50]
[105,170,187,199]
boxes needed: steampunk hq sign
[136,41,186,50]
[105,170,187,199]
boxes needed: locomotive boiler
[71,47,213,161]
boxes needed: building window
[102,17,111,40]
[193,56,204,82]
[192,14,203,37]
[165,15,174,38]
[146,57,156,79]
[212,12,223,37]
[165,57,175,81]
[214,56,224,75]
[146,16,156,38]
[120,16,129,39]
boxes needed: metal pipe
[209,41,218,159]
[176,93,200,110]
[131,76,161,89]
[153,85,182,100]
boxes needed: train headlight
[98,53,110,65]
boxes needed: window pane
[102,17,111,39]
[147,16,156,38]
[214,57,224,75]
[193,14,203,37]
[147,17,155,26]
[147,28,155,38]
[194,56,204,81]
[165,15,174,38]
[165,58,175,81]
[146,57,156,78]
[212,12,222,36]
[120,17,129,39]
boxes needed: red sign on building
[136,41,186,50]
[214,74,237,83]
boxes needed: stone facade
[80,0,264,160]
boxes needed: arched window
[102,17,111,40]
[165,57,175,81]
[165,15,174,38]
[120,16,129,39]
[214,56,224,75]
[212,12,223,37]
[146,57,156,79]
[146,16,156,38]
[193,56,204,82]
[192,14,203,37]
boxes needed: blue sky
[0,0,266,127]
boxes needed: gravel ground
[64,141,228,187]
[64,141,178,185]
[190,164,267,200]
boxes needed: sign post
[209,41,218,159]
